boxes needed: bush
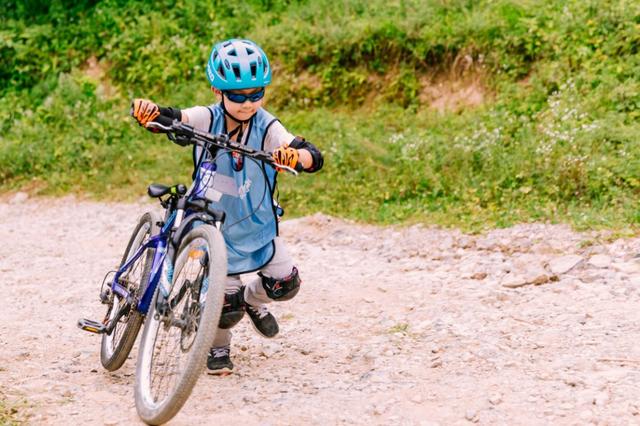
[1,0,638,230]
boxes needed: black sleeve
[289,136,324,173]
[159,106,182,121]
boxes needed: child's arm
[273,137,323,173]
[268,122,323,173]
[131,99,182,128]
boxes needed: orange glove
[130,99,160,127]
[272,145,302,172]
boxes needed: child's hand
[272,145,303,172]
[131,99,160,127]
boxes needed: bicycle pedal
[77,318,107,334]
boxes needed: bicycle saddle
[147,183,187,198]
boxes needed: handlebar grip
[153,115,174,127]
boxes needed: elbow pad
[289,136,324,173]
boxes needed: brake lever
[276,164,299,176]
[145,122,172,132]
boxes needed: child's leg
[207,275,241,374]
[244,237,297,306]
[211,275,242,347]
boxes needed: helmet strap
[221,97,254,143]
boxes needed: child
[130,39,323,374]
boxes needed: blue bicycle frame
[110,210,177,315]
[109,157,218,316]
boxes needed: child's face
[213,87,264,121]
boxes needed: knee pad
[259,267,301,301]
[218,289,245,329]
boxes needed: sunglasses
[223,89,265,104]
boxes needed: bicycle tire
[100,211,161,371]
[135,224,227,425]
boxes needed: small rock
[589,254,612,268]
[470,272,488,280]
[549,255,583,275]
[260,342,282,358]
[9,192,29,204]
[489,393,502,405]
[530,274,551,286]
[465,409,479,422]
[501,275,528,288]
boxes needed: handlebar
[146,118,299,176]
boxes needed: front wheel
[100,211,161,371]
[135,224,227,425]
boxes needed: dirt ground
[1,195,640,425]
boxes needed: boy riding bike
[131,39,323,375]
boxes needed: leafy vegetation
[1,0,638,231]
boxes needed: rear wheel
[135,224,227,425]
[100,211,161,371]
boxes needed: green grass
[0,400,20,426]
[1,0,639,232]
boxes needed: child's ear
[211,87,222,100]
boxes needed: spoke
[147,240,208,403]
[111,249,145,349]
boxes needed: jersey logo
[238,179,252,199]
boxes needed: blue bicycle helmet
[206,39,271,90]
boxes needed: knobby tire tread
[135,225,227,425]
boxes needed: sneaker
[218,289,245,329]
[207,346,233,375]
[245,303,279,338]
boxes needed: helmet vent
[224,59,231,69]
[246,48,254,55]
[228,49,237,56]
[250,63,257,79]
[213,51,219,60]
[232,64,241,80]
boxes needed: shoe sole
[207,367,233,376]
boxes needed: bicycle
[78,115,298,425]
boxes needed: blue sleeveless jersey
[193,104,279,275]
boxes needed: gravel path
[1,196,639,425]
